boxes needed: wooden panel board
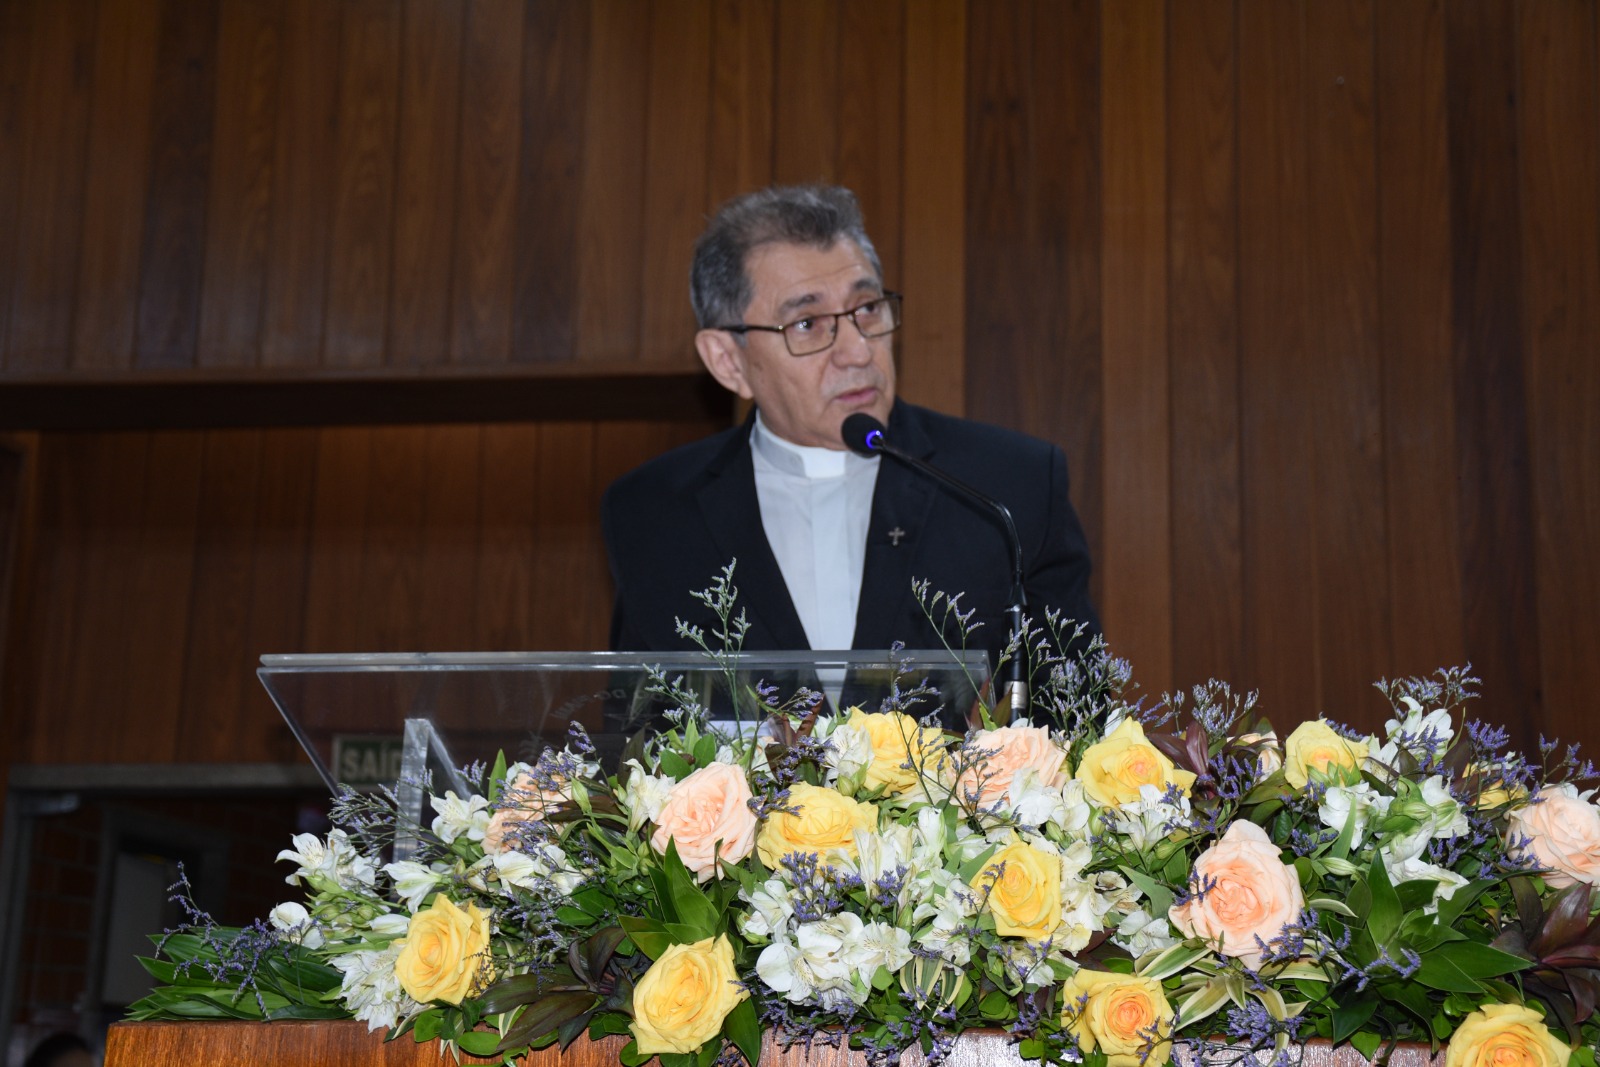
[575,0,648,363]
[0,0,31,371]
[196,0,283,369]
[300,428,375,652]
[836,0,903,285]
[1304,0,1389,728]
[1166,0,1242,692]
[5,0,97,373]
[71,0,161,372]
[134,0,220,370]
[473,424,539,649]
[414,425,484,652]
[449,0,523,365]
[322,0,401,369]
[1237,0,1317,716]
[706,0,774,208]
[175,431,266,760]
[1443,0,1541,743]
[355,425,430,650]
[510,0,590,363]
[1515,0,1600,750]
[259,0,339,368]
[1098,0,1171,690]
[772,0,838,184]
[638,0,711,365]
[388,0,465,368]
[1376,0,1466,680]
[900,0,966,416]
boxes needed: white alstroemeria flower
[382,859,441,914]
[1389,855,1469,913]
[1009,766,1070,828]
[1056,883,1103,954]
[910,807,949,867]
[911,872,977,966]
[330,942,417,1031]
[367,912,410,939]
[756,937,810,1000]
[493,842,583,895]
[1113,908,1180,959]
[738,879,795,941]
[1058,839,1094,883]
[816,717,873,791]
[850,824,915,898]
[277,829,377,892]
[1381,774,1470,864]
[1057,779,1094,838]
[757,913,870,1006]
[430,790,492,844]
[1318,781,1391,850]
[269,901,325,950]
[1108,783,1193,851]
[1370,698,1455,770]
[847,921,913,985]
[620,760,674,832]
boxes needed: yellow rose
[630,935,748,1055]
[1283,719,1368,789]
[1468,763,1529,810]
[393,896,492,1005]
[1444,1004,1571,1067]
[756,782,878,866]
[849,708,946,794]
[1062,969,1176,1067]
[971,839,1062,940]
[1074,718,1197,808]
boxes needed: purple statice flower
[779,851,864,922]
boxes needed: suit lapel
[852,404,939,650]
[694,425,810,649]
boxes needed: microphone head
[840,413,887,455]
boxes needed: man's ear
[695,329,755,400]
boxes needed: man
[602,185,1098,673]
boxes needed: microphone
[841,413,1031,720]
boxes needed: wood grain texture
[134,0,220,370]
[386,0,465,368]
[1166,0,1242,693]
[1515,0,1600,751]
[71,0,161,372]
[1444,0,1541,742]
[706,0,774,208]
[1099,0,1171,691]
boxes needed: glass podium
[258,649,990,856]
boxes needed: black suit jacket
[601,402,1098,668]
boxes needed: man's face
[695,239,896,449]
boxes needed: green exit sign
[331,735,405,789]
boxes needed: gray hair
[689,184,884,330]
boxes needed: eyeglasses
[717,292,902,357]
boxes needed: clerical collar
[751,411,873,479]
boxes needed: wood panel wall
[1,0,1595,764]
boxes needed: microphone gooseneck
[840,413,1031,719]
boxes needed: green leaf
[660,840,721,939]
[1430,939,1532,979]
[693,733,718,768]
[412,1010,444,1043]
[618,916,672,960]
[1411,955,1484,994]
[1331,995,1378,1042]
[1118,864,1175,918]
[619,1039,651,1067]
[725,996,762,1067]
[1366,854,1402,947]
[590,1013,635,1039]
[488,751,510,805]
[458,1029,503,1056]
[557,905,599,927]
[659,751,692,780]
[979,990,1011,1020]
[1349,1030,1381,1061]
[1136,941,1212,981]
[496,991,598,1052]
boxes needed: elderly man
[602,185,1097,673]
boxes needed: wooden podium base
[105,1020,1446,1067]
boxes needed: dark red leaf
[1532,883,1594,956]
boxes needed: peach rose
[484,768,568,855]
[1283,720,1368,790]
[630,934,747,1054]
[1506,785,1600,888]
[1169,820,1304,970]
[957,724,1068,808]
[1074,717,1197,809]
[1444,1004,1571,1067]
[849,708,946,794]
[756,782,878,867]
[393,895,492,1005]
[1061,969,1176,1067]
[649,762,759,881]
[970,839,1062,941]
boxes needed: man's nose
[829,318,875,366]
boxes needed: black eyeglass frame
[714,291,903,357]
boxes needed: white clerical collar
[751,411,860,479]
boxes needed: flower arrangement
[130,570,1600,1067]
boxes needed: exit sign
[331,735,405,789]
